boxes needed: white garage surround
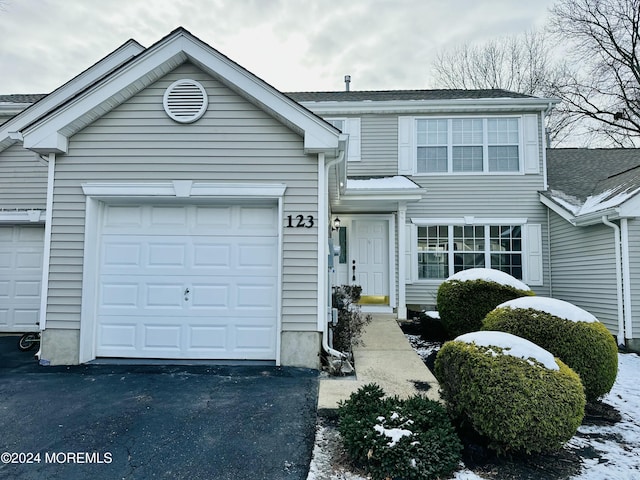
[79,182,286,364]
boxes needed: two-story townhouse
[11,28,623,369]
[288,90,557,320]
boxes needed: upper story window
[399,114,540,176]
[325,117,361,162]
[415,117,520,173]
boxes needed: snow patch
[446,268,531,291]
[496,296,598,323]
[373,424,413,447]
[549,186,640,217]
[455,331,559,370]
[346,176,420,190]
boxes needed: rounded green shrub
[436,268,534,338]
[338,383,462,480]
[434,332,586,454]
[483,297,619,401]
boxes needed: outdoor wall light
[332,217,341,231]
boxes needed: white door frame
[78,181,286,364]
[335,214,396,312]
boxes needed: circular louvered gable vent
[163,79,208,123]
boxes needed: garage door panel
[96,203,278,360]
[100,283,139,307]
[188,326,228,350]
[148,243,187,267]
[0,225,43,332]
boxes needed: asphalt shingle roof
[285,89,534,103]
[0,94,47,104]
[545,148,640,211]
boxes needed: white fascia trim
[0,210,46,223]
[1,40,144,153]
[539,194,577,225]
[22,31,341,156]
[411,217,528,225]
[299,97,560,115]
[81,181,287,198]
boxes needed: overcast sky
[0,0,557,94]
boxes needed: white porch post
[397,203,407,320]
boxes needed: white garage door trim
[79,182,286,364]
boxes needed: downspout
[602,216,625,345]
[620,218,634,343]
[542,101,554,190]
[322,149,347,359]
[36,152,56,360]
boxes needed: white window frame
[414,116,523,175]
[409,217,543,286]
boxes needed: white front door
[0,225,43,332]
[95,204,278,360]
[352,219,389,303]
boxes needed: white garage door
[96,204,279,360]
[0,225,43,332]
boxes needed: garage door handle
[184,288,190,301]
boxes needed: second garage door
[96,203,279,360]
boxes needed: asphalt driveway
[0,336,319,480]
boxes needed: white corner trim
[0,210,46,223]
[81,181,287,198]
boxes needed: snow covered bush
[337,383,462,480]
[483,297,619,401]
[436,268,534,338]
[434,332,585,454]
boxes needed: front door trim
[338,214,396,311]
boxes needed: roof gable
[19,28,343,156]
[0,40,144,153]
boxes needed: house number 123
[286,215,314,228]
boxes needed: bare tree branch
[549,0,640,146]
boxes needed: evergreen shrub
[337,383,462,480]
[434,336,585,454]
[436,269,534,338]
[483,298,618,401]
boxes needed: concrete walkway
[317,314,440,414]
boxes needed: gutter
[602,216,625,345]
[321,149,348,359]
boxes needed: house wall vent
[163,79,208,123]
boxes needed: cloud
[0,0,556,94]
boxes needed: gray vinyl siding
[0,144,48,209]
[46,62,319,332]
[548,211,619,335]
[405,173,550,306]
[626,218,640,340]
[348,114,398,177]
